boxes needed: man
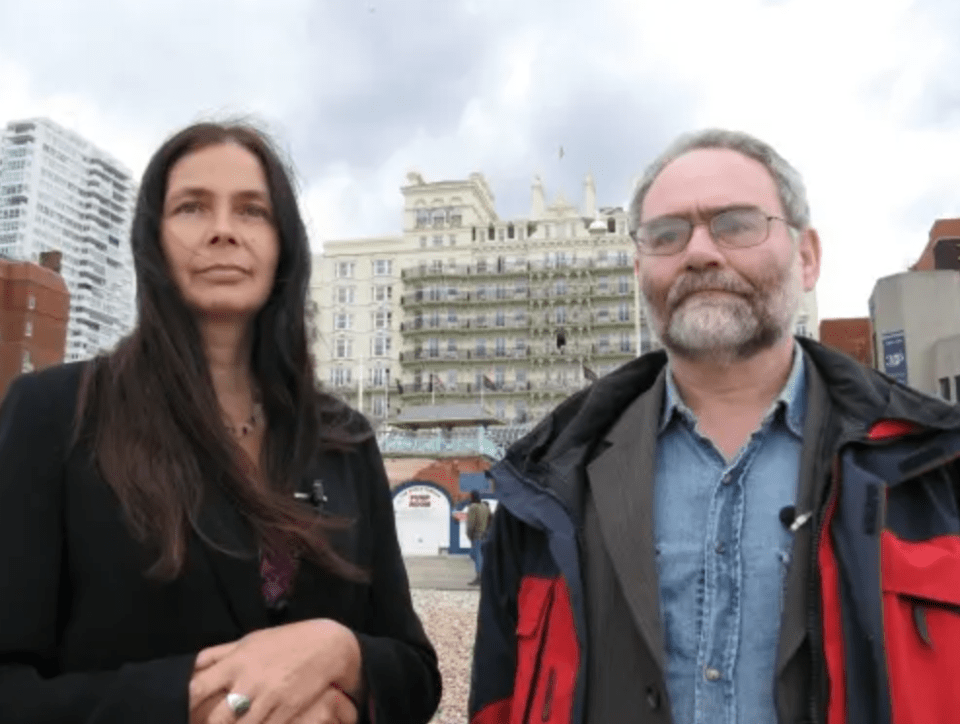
[469,129,960,724]
[466,490,492,586]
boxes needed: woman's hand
[188,619,363,724]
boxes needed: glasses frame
[632,207,794,257]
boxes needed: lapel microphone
[294,480,328,508]
[779,505,812,533]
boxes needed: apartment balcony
[401,290,535,308]
[590,281,635,296]
[399,318,532,335]
[398,347,532,365]
[399,381,534,400]
[591,345,635,361]
[591,316,635,329]
[401,262,529,281]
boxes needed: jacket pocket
[512,577,555,724]
[511,576,580,723]
[881,531,960,724]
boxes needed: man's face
[637,147,820,362]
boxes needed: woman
[0,122,441,724]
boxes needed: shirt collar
[659,340,807,437]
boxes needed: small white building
[869,270,960,400]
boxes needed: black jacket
[0,362,440,724]
[469,338,960,724]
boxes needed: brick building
[0,251,69,400]
[819,318,874,367]
[911,218,960,272]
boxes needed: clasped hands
[189,618,363,724]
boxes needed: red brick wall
[0,260,69,401]
[819,318,873,367]
[913,218,960,271]
[384,455,491,504]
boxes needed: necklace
[224,399,264,439]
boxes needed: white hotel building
[0,118,136,361]
[314,172,819,427]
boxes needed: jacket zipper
[808,455,840,724]
[541,667,557,721]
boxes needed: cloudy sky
[1,0,957,319]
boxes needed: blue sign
[882,331,908,384]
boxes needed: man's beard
[642,262,801,363]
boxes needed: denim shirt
[653,345,807,724]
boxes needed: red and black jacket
[469,338,960,724]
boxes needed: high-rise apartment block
[314,172,819,426]
[0,118,136,361]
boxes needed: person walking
[0,121,440,724]
[469,128,960,724]
[465,491,492,586]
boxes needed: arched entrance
[392,481,453,556]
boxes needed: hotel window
[373,335,391,356]
[374,310,391,329]
[335,261,355,279]
[618,276,630,294]
[620,332,632,352]
[336,286,355,304]
[495,338,507,357]
[373,285,392,302]
[555,307,567,324]
[476,338,487,356]
[619,303,630,322]
[372,366,390,386]
[335,338,353,359]
[331,367,352,386]
[416,209,430,228]
[495,310,506,327]
[598,334,610,353]
[373,259,392,275]
[334,313,353,330]
[428,338,440,358]
[372,396,386,418]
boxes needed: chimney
[582,174,597,218]
[530,176,546,219]
[39,250,62,274]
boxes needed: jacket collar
[507,337,960,498]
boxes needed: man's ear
[798,227,822,292]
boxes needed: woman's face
[160,142,280,323]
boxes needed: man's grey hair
[627,129,811,236]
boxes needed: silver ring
[226,692,252,716]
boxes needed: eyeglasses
[633,207,793,256]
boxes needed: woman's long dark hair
[76,121,370,582]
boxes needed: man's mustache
[666,271,755,310]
